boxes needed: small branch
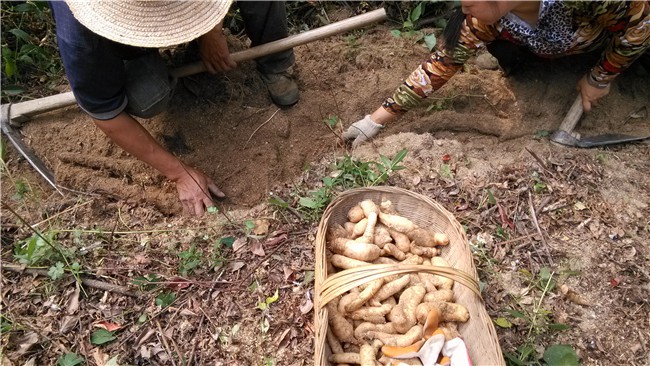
[187,314,205,365]
[1,262,141,298]
[244,108,281,148]
[527,191,554,265]
[156,320,178,366]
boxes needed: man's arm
[199,21,237,73]
[93,112,225,216]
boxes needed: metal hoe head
[551,130,649,148]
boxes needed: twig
[244,108,281,147]
[525,147,554,177]
[187,314,205,365]
[495,234,536,247]
[156,320,178,366]
[527,191,554,265]
[1,262,141,298]
[31,200,92,228]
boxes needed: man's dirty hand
[577,75,610,113]
[342,115,384,148]
[199,23,237,74]
[173,165,225,217]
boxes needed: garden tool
[0,9,387,192]
[550,94,649,148]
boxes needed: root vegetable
[379,212,417,234]
[418,260,437,293]
[349,303,393,321]
[406,228,437,247]
[344,222,357,238]
[327,300,356,344]
[359,199,379,216]
[331,254,372,270]
[329,353,360,364]
[327,328,346,354]
[393,358,424,366]
[381,243,406,261]
[373,224,393,248]
[360,344,377,366]
[433,232,449,246]
[373,257,397,265]
[348,205,365,223]
[408,274,422,286]
[357,212,378,244]
[329,224,349,242]
[410,243,439,258]
[429,257,454,290]
[355,322,396,342]
[379,199,397,215]
[353,218,369,237]
[388,285,426,333]
[387,229,411,252]
[423,289,454,303]
[346,279,384,312]
[339,290,360,314]
[416,302,469,324]
[371,275,410,303]
[402,254,424,265]
[372,325,423,347]
[332,238,381,262]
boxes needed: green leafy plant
[1,1,63,99]
[57,353,84,366]
[155,291,176,308]
[532,173,548,193]
[14,230,61,265]
[296,149,408,220]
[503,268,575,365]
[178,244,203,276]
[131,274,161,291]
[257,289,280,333]
[91,329,116,346]
[391,3,437,50]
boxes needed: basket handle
[317,264,481,309]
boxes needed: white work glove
[342,115,383,148]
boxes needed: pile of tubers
[325,199,470,366]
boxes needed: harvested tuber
[331,254,371,270]
[429,257,454,290]
[372,324,423,347]
[348,205,365,223]
[328,353,361,364]
[356,212,378,244]
[359,199,379,216]
[344,222,357,238]
[388,285,426,333]
[423,289,454,303]
[371,275,411,303]
[373,224,393,248]
[346,279,385,312]
[387,229,411,252]
[381,243,407,261]
[353,218,369,237]
[416,302,469,324]
[407,228,450,247]
[410,243,439,258]
[379,212,418,234]
[339,290,360,314]
[327,300,356,344]
[360,344,377,366]
[349,303,393,321]
[332,238,381,262]
[379,199,397,215]
[355,322,396,342]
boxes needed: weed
[178,244,203,277]
[439,163,454,180]
[11,179,29,201]
[532,172,548,193]
[595,152,608,164]
[210,238,228,270]
[494,225,509,240]
[323,114,339,129]
[131,274,161,292]
[390,3,437,50]
[14,230,61,265]
[296,149,408,220]
[501,268,578,366]
[155,291,176,308]
[57,353,84,366]
[257,289,280,333]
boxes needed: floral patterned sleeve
[382,18,499,115]
[589,1,650,86]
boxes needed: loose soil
[2,20,649,366]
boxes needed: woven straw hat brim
[66,0,233,48]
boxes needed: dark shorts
[50,1,149,120]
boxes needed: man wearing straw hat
[49,1,299,216]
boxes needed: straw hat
[66,0,233,48]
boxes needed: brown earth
[1,20,649,366]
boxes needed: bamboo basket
[314,186,504,365]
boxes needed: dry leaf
[232,238,247,253]
[14,332,39,356]
[94,321,122,332]
[282,266,294,281]
[276,328,291,349]
[250,240,266,257]
[65,283,80,314]
[166,277,191,291]
[253,219,270,235]
[133,254,152,265]
[412,175,421,186]
[229,261,245,272]
[92,347,109,365]
[299,298,314,314]
[59,315,78,333]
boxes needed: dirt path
[2,24,649,365]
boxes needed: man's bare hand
[577,75,610,113]
[172,165,225,216]
[199,23,236,73]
